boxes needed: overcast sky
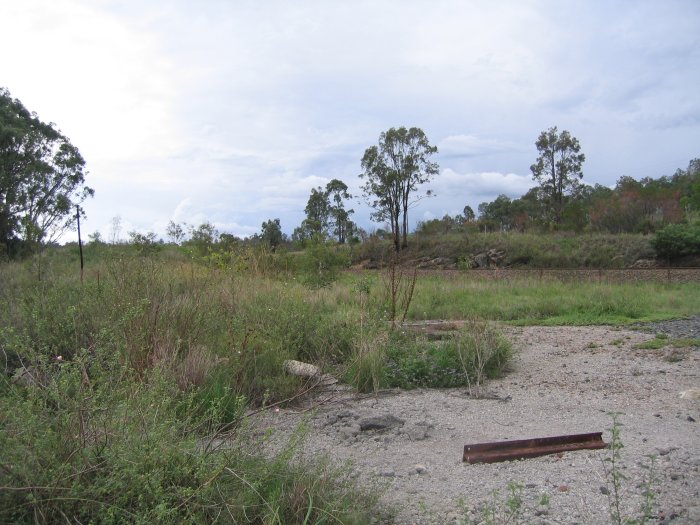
[2,0,699,240]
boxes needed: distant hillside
[351,232,673,269]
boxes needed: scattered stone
[416,256,455,269]
[634,315,700,340]
[688,416,696,422]
[680,389,700,400]
[535,505,550,516]
[414,464,428,475]
[359,414,405,432]
[379,470,396,478]
[631,259,658,269]
[557,485,569,492]
[405,422,433,441]
[657,447,677,456]
[600,486,610,495]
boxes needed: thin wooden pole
[76,205,84,284]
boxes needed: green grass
[635,334,700,350]
[0,346,383,524]
[2,242,697,523]
[0,250,388,523]
[404,275,699,325]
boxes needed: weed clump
[348,321,513,393]
[0,345,383,524]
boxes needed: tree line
[2,86,698,260]
[423,156,698,236]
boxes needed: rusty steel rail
[463,432,607,464]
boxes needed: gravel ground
[255,323,700,524]
[632,315,700,340]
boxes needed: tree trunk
[401,209,408,249]
[393,214,401,252]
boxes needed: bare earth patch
[255,326,700,524]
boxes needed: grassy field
[1,244,697,523]
[406,274,699,325]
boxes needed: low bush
[651,222,700,261]
[348,323,513,393]
[449,318,514,397]
[0,346,384,524]
[297,240,351,288]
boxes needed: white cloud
[0,0,182,162]
[434,169,535,200]
[172,198,193,222]
[2,0,698,241]
[439,135,523,158]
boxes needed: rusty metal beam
[463,432,607,464]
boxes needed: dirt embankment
[256,324,700,524]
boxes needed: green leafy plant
[651,222,700,261]
[298,239,350,288]
[469,481,526,525]
[0,345,385,524]
[604,414,657,525]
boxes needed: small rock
[657,446,677,456]
[600,486,610,495]
[670,472,681,481]
[680,388,700,400]
[654,413,662,418]
[407,424,430,441]
[535,505,549,516]
[557,485,569,492]
[414,464,428,475]
[688,416,696,422]
[379,470,395,478]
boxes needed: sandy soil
[255,325,700,524]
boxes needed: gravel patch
[633,316,700,340]
[254,326,700,524]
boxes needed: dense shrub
[0,347,382,524]
[297,240,351,287]
[651,223,700,260]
